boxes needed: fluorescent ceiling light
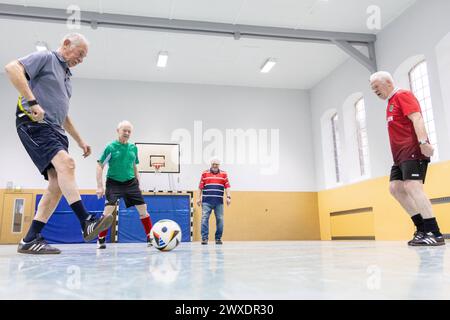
[157,51,168,68]
[260,58,277,73]
[35,41,48,51]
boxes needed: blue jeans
[201,202,224,240]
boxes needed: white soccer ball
[149,219,182,251]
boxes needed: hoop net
[153,163,164,174]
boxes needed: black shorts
[16,119,69,180]
[105,178,145,208]
[390,160,429,183]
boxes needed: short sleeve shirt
[17,50,72,134]
[199,170,230,205]
[98,141,140,182]
[386,89,429,165]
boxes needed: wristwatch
[418,140,428,145]
[28,99,38,107]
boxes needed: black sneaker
[409,232,445,246]
[17,234,61,254]
[97,237,106,249]
[408,231,425,246]
[215,239,223,245]
[201,239,208,245]
[83,215,114,242]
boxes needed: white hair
[210,157,221,165]
[117,120,133,130]
[61,33,89,48]
[370,71,395,84]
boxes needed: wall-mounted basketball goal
[135,142,180,192]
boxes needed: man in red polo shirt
[197,157,231,245]
[370,71,444,246]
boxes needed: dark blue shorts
[16,119,69,180]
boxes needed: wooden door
[0,193,34,244]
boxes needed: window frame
[331,112,341,183]
[354,97,370,177]
[11,198,25,234]
[408,60,439,161]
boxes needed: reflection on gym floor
[0,241,448,299]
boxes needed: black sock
[411,214,425,232]
[70,200,91,228]
[423,217,442,237]
[24,220,46,242]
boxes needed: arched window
[409,60,439,161]
[331,113,341,183]
[355,98,370,176]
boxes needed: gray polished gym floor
[0,241,448,299]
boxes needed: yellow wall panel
[330,212,374,238]
[2,160,449,243]
[318,161,450,241]
[0,189,321,243]
[193,191,320,241]
[0,189,5,239]
[433,203,450,234]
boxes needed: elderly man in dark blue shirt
[5,33,113,254]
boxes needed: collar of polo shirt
[387,87,400,100]
[53,51,72,76]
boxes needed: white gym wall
[0,75,315,191]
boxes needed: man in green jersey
[96,120,153,249]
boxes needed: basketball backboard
[135,143,180,173]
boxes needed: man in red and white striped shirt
[197,157,231,245]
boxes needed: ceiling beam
[0,3,378,72]
[332,40,378,73]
